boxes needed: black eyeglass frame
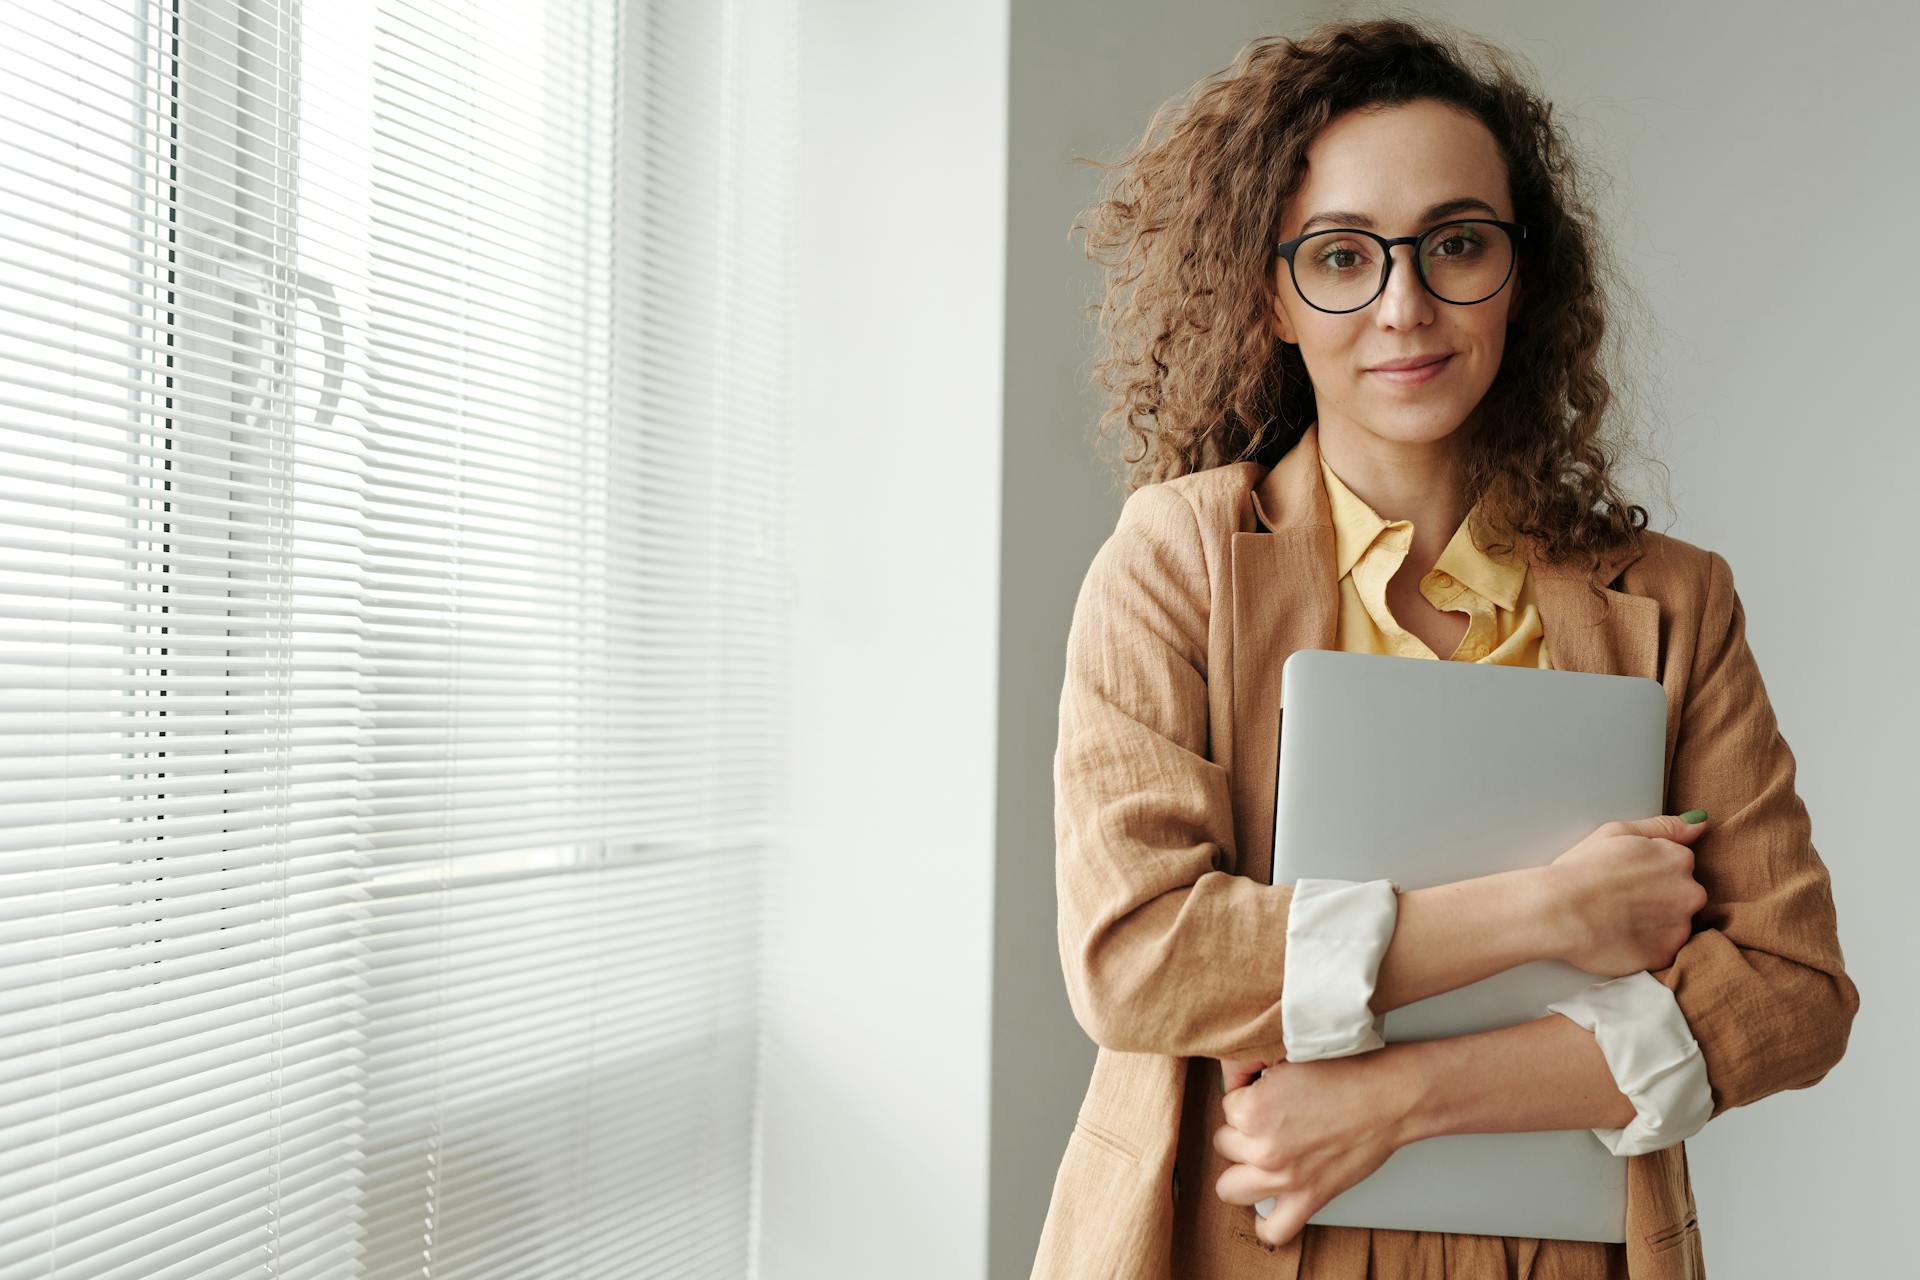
[1272,218,1530,314]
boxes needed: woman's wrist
[1379,1039,1441,1148]
[1515,863,1576,965]
[1371,865,1572,1015]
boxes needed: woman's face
[1270,97,1522,447]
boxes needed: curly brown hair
[1070,13,1667,583]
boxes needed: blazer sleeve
[1053,482,1298,1062]
[1646,549,1862,1122]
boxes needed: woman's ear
[1267,256,1298,344]
[1270,292,1296,346]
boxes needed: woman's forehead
[1284,101,1510,232]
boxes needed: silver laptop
[1257,648,1668,1243]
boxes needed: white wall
[756,2,1009,1277]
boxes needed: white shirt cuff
[1280,877,1399,1061]
[1546,970,1714,1156]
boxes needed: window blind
[0,0,791,1275]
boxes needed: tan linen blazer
[1034,427,1861,1279]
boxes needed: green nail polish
[1679,808,1707,824]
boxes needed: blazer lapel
[1228,425,1662,883]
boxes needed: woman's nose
[1375,244,1434,329]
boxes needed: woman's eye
[1431,233,1483,257]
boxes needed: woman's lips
[1367,354,1453,385]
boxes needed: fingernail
[1679,809,1707,824]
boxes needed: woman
[1036,17,1859,1280]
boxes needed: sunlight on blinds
[0,0,791,1275]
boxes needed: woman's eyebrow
[1296,197,1500,235]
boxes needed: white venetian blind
[0,0,791,1276]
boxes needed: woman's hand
[1217,1057,1272,1092]
[1212,1050,1418,1248]
[1545,813,1710,977]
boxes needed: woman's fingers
[1212,1157,1280,1206]
[1219,1057,1269,1092]
[1210,1120,1264,1166]
[1206,1051,1412,1251]
[1255,1193,1316,1248]
[1215,1160,1318,1247]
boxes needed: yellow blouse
[1318,448,1552,670]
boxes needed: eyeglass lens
[1292,221,1516,311]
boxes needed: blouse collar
[1315,438,1528,611]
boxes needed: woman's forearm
[1369,866,1567,1015]
[1384,1011,1640,1145]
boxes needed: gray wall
[992,2,1915,1276]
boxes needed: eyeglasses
[1273,218,1528,314]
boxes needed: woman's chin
[1351,400,1476,442]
